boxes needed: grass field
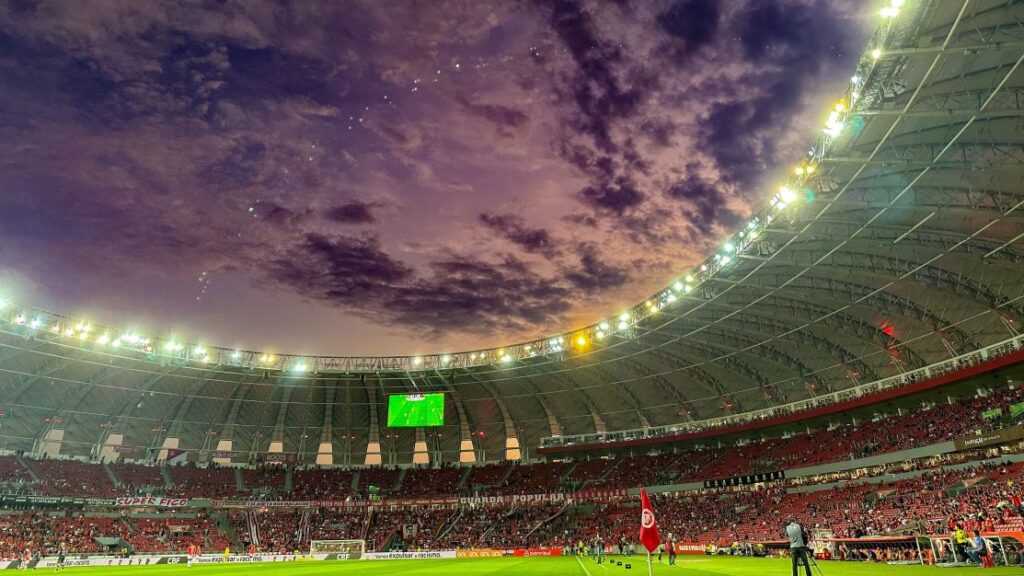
[50,555,1021,575]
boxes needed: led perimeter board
[387,393,445,427]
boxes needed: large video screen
[387,393,445,427]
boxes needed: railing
[540,334,1024,449]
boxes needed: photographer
[785,519,813,576]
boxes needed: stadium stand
[2,0,1024,566]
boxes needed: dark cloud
[266,235,571,333]
[579,174,644,214]
[541,0,652,152]
[656,0,720,61]
[563,245,630,291]
[700,0,854,187]
[457,96,529,136]
[479,213,560,259]
[262,202,312,228]
[666,165,739,235]
[268,233,413,299]
[324,202,377,225]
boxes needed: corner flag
[639,488,661,553]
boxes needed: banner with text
[115,497,190,508]
[953,424,1024,451]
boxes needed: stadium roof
[1,0,1023,465]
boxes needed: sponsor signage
[113,446,138,454]
[507,548,563,557]
[32,555,301,569]
[192,555,295,564]
[455,550,503,559]
[364,551,456,560]
[115,496,190,508]
[261,453,299,464]
[953,424,1024,451]
[675,542,706,555]
[210,451,236,458]
[704,470,784,489]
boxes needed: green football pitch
[53,555,1021,575]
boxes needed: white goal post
[309,540,365,559]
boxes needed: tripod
[805,549,825,576]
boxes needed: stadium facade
[0,0,1023,471]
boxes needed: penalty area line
[575,555,594,576]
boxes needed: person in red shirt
[1011,492,1023,516]
[248,544,256,557]
[186,544,197,568]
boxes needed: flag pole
[647,551,653,576]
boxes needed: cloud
[265,234,572,333]
[0,0,868,351]
[665,164,740,235]
[457,95,530,136]
[324,201,377,225]
[656,0,720,61]
[479,213,560,259]
[563,244,630,291]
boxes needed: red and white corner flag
[639,488,661,553]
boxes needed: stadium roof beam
[363,374,382,466]
[706,291,929,369]
[428,371,477,463]
[613,356,703,422]
[160,373,219,445]
[769,247,1024,321]
[546,371,607,434]
[315,378,335,465]
[518,377,563,437]
[638,346,748,413]
[645,343,786,407]
[269,381,294,452]
[679,307,897,378]
[586,364,652,429]
[729,272,982,353]
[470,375,524,460]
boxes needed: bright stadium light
[30,318,40,329]
[576,336,587,348]
[413,356,423,366]
[97,333,111,345]
[723,242,735,253]
[441,355,451,364]
[871,48,882,60]
[500,353,512,363]
[0,298,6,310]
[231,350,241,360]
[779,186,797,203]
[598,322,610,331]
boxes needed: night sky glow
[0,0,870,355]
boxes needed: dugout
[827,536,926,564]
[928,532,1024,566]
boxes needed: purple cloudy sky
[0,0,871,355]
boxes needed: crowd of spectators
[24,459,117,498]
[165,464,237,498]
